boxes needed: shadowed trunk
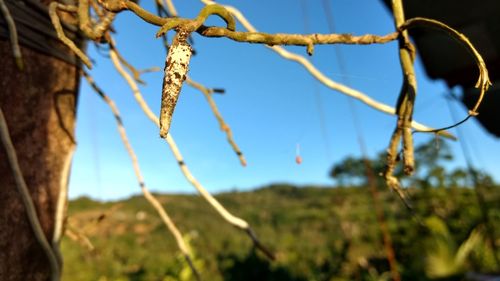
[0,26,80,280]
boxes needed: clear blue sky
[69,0,499,200]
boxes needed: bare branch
[399,17,491,133]
[78,0,115,41]
[199,0,454,139]
[111,47,160,84]
[185,78,247,167]
[82,70,201,280]
[49,2,92,68]
[109,47,274,259]
[163,0,177,16]
[65,227,96,253]
[52,146,75,244]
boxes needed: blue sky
[69,0,499,200]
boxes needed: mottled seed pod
[159,30,192,138]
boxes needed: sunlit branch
[185,78,247,167]
[384,0,418,201]
[48,2,92,68]
[399,17,491,133]
[78,0,115,41]
[155,0,245,165]
[65,226,96,253]
[109,47,275,260]
[199,0,454,139]
[112,45,161,84]
[82,70,201,280]
[163,0,177,16]
[52,146,75,245]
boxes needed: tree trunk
[0,31,79,280]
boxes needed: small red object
[295,143,302,165]
[295,155,303,165]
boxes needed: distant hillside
[62,184,500,281]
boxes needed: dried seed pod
[159,30,192,138]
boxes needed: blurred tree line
[330,139,493,190]
[62,140,499,281]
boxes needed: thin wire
[300,0,332,162]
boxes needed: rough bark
[0,38,79,280]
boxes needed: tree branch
[185,78,247,167]
[109,46,275,260]
[82,70,201,280]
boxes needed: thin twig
[120,0,397,56]
[0,0,23,69]
[49,2,92,68]
[0,108,60,281]
[381,0,418,207]
[102,0,454,138]
[393,0,418,176]
[185,78,247,166]
[50,0,115,68]
[78,0,115,41]
[65,227,95,252]
[163,0,177,16]
[112,46,160,84]
[82,70,201,280]
[109,47,275,260]
[198,0,454,139]
[399,17,491,134]
[52,146,75,244]
[198,26,398,54]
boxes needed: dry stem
[49,2,92,68]
[113,47,161,84]
[82,70,201,279]
[185,78,247,167]
[109,47,274,260]
[199,0,453,138]
[65,227,96,252]
[52,146,75,244]
[399,17,491,133]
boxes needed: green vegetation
[62,141,499,280]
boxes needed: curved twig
[399,17,491,134]
[49,2,92,68]
[52,145,75,244]
[199,0,454,139]
[156,4,236,37]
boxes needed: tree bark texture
[0,37,79,279]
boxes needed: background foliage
[62,141,500,281]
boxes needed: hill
[61,184,500,281]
